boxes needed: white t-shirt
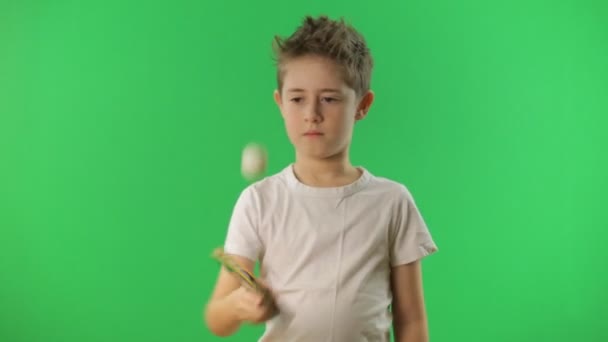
[223,164,438,342]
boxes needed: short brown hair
[272,15,373,97]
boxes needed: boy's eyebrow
[286,88,342,93]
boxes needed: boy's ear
[273,89,282,108]
[355,90,375,121]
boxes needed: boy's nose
[303,103,322,123]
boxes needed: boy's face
[274,54,374,161]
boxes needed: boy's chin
[296,146,345,160]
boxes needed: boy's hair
[272,15,373,97]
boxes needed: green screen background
[1,0,606,341]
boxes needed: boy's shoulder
[361,171,420,206]
[241,165,292,194]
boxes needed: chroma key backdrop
[1,1,606,341]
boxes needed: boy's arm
[390,260,430,342]
[204,255,255,336]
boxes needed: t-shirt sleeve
[223,186,263,262]
[390,185,438,267]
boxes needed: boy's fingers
[242,290,264,306]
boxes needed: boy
[204,15,438,342]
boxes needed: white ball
[241,142,267,181]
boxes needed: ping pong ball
[241,143,267,180]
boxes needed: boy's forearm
[205,297,241,337]
[393,318,429,342]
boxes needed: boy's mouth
[303,131,323,136]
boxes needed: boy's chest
[257,195,393,289]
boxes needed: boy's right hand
[227,286,278,324]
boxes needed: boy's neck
[292,155,362,188]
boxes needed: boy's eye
[290,97,303,103]
[322,97,338,103]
